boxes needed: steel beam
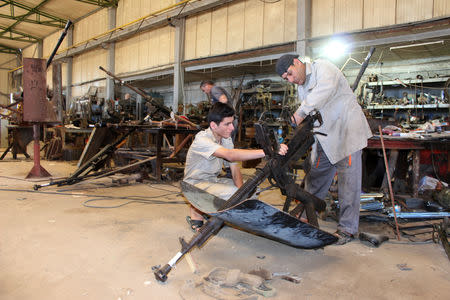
[0,25,40,42]
[173,17,185,112]
[0,0,66,28]
[106,6,116,101]
[296,0,311,58]
[75,0,119,7]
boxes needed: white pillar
[106,6,117,101]
[173,17,186,112]
[66,27,73,110]
[296,0,311,58]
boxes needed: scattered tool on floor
[358,232,390,247]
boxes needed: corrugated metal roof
[0,0,117,53]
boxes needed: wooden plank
[244,0,264,49]
[184,16,198,60]
[334,0,363,33]
[284,0,298,42]
[263,0,284,45]
[148,28,160,68]
[22,44,37,58]
[196,12,212,58]
[311,0,334,37]
[363,0,396,29]
[77,127,108,168]
[81,51,88,83]
[211,6,228,56]
[227,1,245,53]
[434,0,450,17]
[85,51,92,81]
[397,220,441,229]
[396,0,433,24]
[158,26,172,66]
[115,40,125,74]
[93,49,107,79]
[141,0,152,17]
[72,55,81,84]
[139,31,150,69]
[61,64,67,91]
[169,27,176,63]
[129,34,140,72]
[116,0,125,27]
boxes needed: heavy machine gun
[154,111,338,283]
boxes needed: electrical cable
[82,193,185,209]
[0,187,183,209]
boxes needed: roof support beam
[0,25,40,42]
[0,43,19,54]
[0,0,66,30]
[75,0,119,7]
[0,12,64,28]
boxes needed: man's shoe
[334,230,355,245]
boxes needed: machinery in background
[67,86,165,128]
[236,79,297,148]
[359,75,449,125]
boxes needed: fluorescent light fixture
[322,40,348,60]
[389,40,444,50]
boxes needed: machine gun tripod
[154,111,338,283]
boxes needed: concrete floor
[0,154,449,300]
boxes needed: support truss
[75,0,119,7]
[0,0,67,30]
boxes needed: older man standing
[276,54,372,244]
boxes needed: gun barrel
[46,20,73,69]
[154,216,223,282]
[351,46,375,92]
[99,66,199,129]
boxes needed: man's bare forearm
[216,148,265,162]
[230,164,243,188]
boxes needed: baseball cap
[276,54,300,76]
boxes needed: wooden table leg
[155,131,163,181]
[413,149,420,197]
[381,149,398,193]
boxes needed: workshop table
[143,127,200,180]
[367,132,450,197]
[0,125,33,160]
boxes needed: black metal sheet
[181,181,337,249]
[212,199,337,249]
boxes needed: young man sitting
[183,102,288,231]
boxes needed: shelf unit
[366,77,449,87]
[367,103,449,109]
[362,76,449,120]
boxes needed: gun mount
[154,111,338,283]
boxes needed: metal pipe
[46,20,73,70]
[379,125,401,240]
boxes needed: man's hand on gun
[278,144,288,155]
[291,113,304,126]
